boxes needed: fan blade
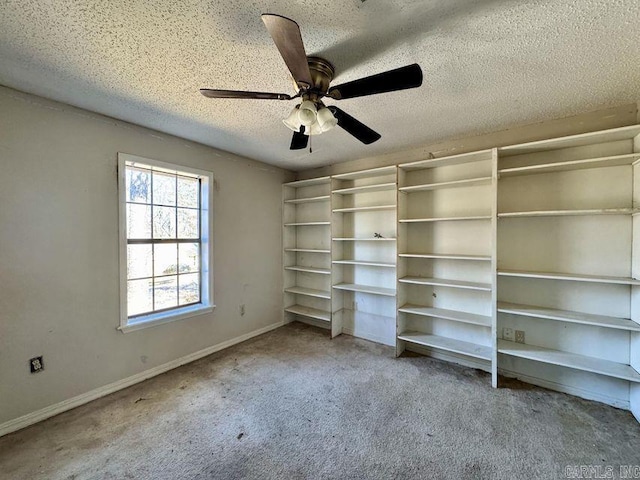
[329,107,381,145]
[261,14,313,90]
[200,89,292,100]
[290,126,309,150]
[327,64,422,100]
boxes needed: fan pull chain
[309,132,312,153]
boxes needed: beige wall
[0,86,293,427]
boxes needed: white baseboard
[0,321,285,438]
[499,368,630,410]
[404,344,492,373]
[342,327,395,347]
[294,317,331,330]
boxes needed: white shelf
[399,177,492,193]
[285,305,330,322]
[498,153,640,177]
[399,215,492,223]
[399,253,491,262]
[399,332,492,361]
[399,276,492,291]
[284,195,330,204]
[283,176,331,187]
[333,283,396,297]
[284,266,331,275]
[285,248,330,254]
[498,340,640,383]
[333,237,396,242]
[498,125,640,156]
[498,208,635,218]
[284,221,331,227]
[332,166,397,180]
[399,150,493,170]
[498,269,640,286]
[284,286,331,299]
[332,183,396,195]
[398,304,491,327]
[332,260,396,268]
[497,302,640,331]
[332,205,396,213]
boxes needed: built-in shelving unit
[497,124,640,415]
[283,177,333,331]
[396,149,497,382]
[282,124,640,423]
[331,166,398,345]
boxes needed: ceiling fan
[200,14,423,151]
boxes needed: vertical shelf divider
[490,148,499,388]
[631,134,640,422]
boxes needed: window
[118,153,214,332]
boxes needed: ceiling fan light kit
[200,13,423,151]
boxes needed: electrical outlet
[515,330,525,344]
[502,328,514,341]
[30,356,44,373]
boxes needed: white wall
[0,86,293,427]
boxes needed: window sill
[118,304,216,333]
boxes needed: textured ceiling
[1,1,639,171]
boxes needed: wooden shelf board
[498,340,640,383]
[498,269,640,285]
[398,304,491,327]
[332,260,396,268]
[332,283,396,297]
[399,276,492,291]
[498,125,640,156]
[285,248,330,254]
[399,332,492,360]
[284,221,331,227]
[399,176,492,192]
[399,253,491,261]
[497,302,640,332]
[284,286,331,299]
[332,182,396,195]
[332,166,397,180]
[284,176,331,187]
[399,150,493,170]
[332,237,397,242]
[332,204,396,213]
[399,216,492,223]
[284,195,330,204]
[284,266,331,275]
[498,208,635,218]
[285,305,330,322]
[498,153,640,177]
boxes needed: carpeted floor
[1,322,639,479]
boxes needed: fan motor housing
[295,56,335,94]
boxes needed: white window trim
[117,152,215,333]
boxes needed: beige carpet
[1,322,639,479]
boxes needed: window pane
[179,273,200,305]
[152,172,176,206]
[155,275,178,310]
[127,204,151,239]
[153,206,176,239]
[179,243,199,273]
[126,167,151,203]
[177,177,199,208]
[128,278,153,316]
[127,244,152,279]
[177,208,199,238]
[154,243,178,276]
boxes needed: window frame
[117,153,215,333]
